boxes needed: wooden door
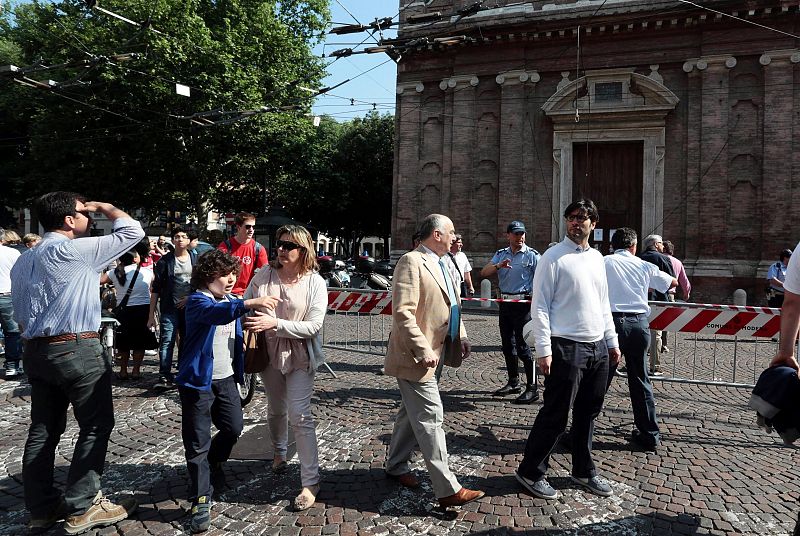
[572,141,644,253]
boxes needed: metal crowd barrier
[322,291,782,389]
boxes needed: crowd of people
[2,191,798,535]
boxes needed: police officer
[481,221,540,404]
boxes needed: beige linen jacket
[384,247,468,382]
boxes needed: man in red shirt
[217,212,268,296]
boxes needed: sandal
[115,372,129,381]
[293,484,320,511]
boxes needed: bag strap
[447,252,463,279]
[224,239,232,252]
[117,264,141,309]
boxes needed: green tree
[0,0,329,225]
[297,111,394,258]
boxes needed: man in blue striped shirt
[11,192,143,535]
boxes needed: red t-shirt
[140,253,154,269]
[217,237,268,295]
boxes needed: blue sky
[311,0,398,121]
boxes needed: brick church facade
[390,0,800,304]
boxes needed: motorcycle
[350,256,392,290]
[319,255,347,288]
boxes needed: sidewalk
[0,315,798,535]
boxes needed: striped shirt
[11,218,144,339]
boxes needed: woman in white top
[101,249,155,380]
[243,225,328,511]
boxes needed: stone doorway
[542,68,679,243]
[572,141,644,253]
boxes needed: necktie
[439,258,460,340]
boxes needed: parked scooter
[319,255,347,288]
[350,256,392,290]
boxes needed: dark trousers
[518,337,609,480]
[608,314,660,447]
[769,293,785,308]
[498,301,535,388]
[22,337,114,517]
[179,376,244,501]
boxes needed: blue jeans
[0,294,21,367]
[608,313,660,446]
[22,337,114,517]
[159,309,185,379]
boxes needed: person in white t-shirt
[769,243,800,536]
[446,234,474,296]
[101,250,155,380]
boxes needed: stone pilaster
[760,50,800,260]
[392,81,425,254]
[685,55,736,259]
[497,70,539,236]
[440,75,479,228]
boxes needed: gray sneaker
[571,475,613,497]
[515,471,558,499]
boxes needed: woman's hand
[243,311,278,333]
[245,295,282,312]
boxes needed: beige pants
[261,366,320,487]
[385,375,461,499]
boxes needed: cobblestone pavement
[1,311,799,535]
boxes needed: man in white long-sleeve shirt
[516,199,621,500]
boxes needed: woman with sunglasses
[243,225,328,511]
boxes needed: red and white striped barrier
[326,290,529,314]
[648,302,781,339]
[327,290,393,315]
[327,291,782,337]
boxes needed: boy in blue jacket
[177,250,279,533]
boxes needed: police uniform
[490,243,540,398]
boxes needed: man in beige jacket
[384,214,484,509]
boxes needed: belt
[612,311,646,317]
[0,292,10,297]
[500,293,531,300]
[34,331,100,344]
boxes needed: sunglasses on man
[276,239,303,252]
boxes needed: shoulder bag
[111,265,141,319]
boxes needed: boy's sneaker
[189,496,211,533]
[570,475,613,497]
[63,492,137,535]
[4,361,19,378]
[515,471,558,499]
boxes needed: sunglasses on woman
[276,239,303,251]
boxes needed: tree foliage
[0,1,394,250]
[296,111,394,258]
[0,0,329,220]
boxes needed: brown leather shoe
[438,487,485,508]
[386,471,420,488]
